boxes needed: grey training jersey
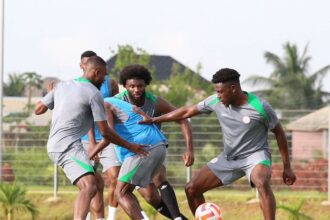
[115,90,161,128]
[197,92,279,159]
[41,78,106,152]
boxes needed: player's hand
[91,154,100,162]
[133,106,153,124]
[183,150,194,167]
[128,143,149,157]
[283,167,296,185]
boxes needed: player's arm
[35,81,56,115]
[87,124,100,161]
[156,97,196,166]
[89,102,149,159]
[110,79,119,96]
[34,101,49,115]
[154,105,200,123]
[271,123,296,185]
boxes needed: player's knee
[254,179,271,193]
[153,173,166,187]
[109,176,117,188]
[84,183,98,198]
[185,181,199,196]
[143,192,160,206]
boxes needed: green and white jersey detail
[115,90,162,129]
[197,92,279,159]
[41,79,106,152]
[115,90,160,117]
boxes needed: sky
[4,0,330,91]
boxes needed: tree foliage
[110,44,212,107]
[0,183,39,220]
[3,73,25,97]
[244,42,330,109]
[21,72,43,111]
[109,44,155,79]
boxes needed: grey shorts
[82,142,121,172]
[118,144,166,187]
[207,149,272,187]
[48,141,94,184]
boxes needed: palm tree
[0,183,38,220]
[244,42,330,109]
[3,73,25,96]
[21,72,43,111]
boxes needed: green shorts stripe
[70,156,94,173]
[258,159,272,167]
[118,164,141,183]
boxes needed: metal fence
[0,110,328,196]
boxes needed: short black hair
[81,50,97,59]
[119,64,152,86]
[211,68,240,84]
[86,55,106,68]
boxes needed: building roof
[286,106,330,131]
[106,54,209,83]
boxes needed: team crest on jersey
[242,116,251,124]
[210,157,218,163]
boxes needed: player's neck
[233,91,247,106]
[129,94,145,107]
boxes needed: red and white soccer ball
[195,202,223,220]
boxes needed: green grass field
[1,187,328,220]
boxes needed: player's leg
[89,171,105,219]
[115,181,146,220]
[153,165,187,220]
[99,144,121,220]
[137,182,172,219]
[75,174,98,219]
[117,144,166,220]
[250,164,274,220]
[248,150,275,220]
[103,166,120,220]
[185,165,223,214]
[53,142,98,220]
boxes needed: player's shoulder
[203,94,221,106]
[114,90,129,100]
[145,91,157,103]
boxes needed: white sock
[107,206,117,220]
[86,212,91,220]
[141,211,149,220]
[173,217,182,220]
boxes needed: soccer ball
[195,202,223,220]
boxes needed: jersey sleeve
[90,91,106,122]
[41,90,55,110]
[263,101,279,130]
[196,95,217,113]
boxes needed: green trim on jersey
[74,77,91,83]
[118,163,141,183]
[247,93,269,121]
[115,90,128,99]
[115,90,157,103]
[70,156,94,172]
[258,159,272,167]
[145,91,157,103]
[208,97,221,106]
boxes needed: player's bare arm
[110,79,119,96]
[156,97,195,166]
[87,125,100,161]
[271,123,296,185]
